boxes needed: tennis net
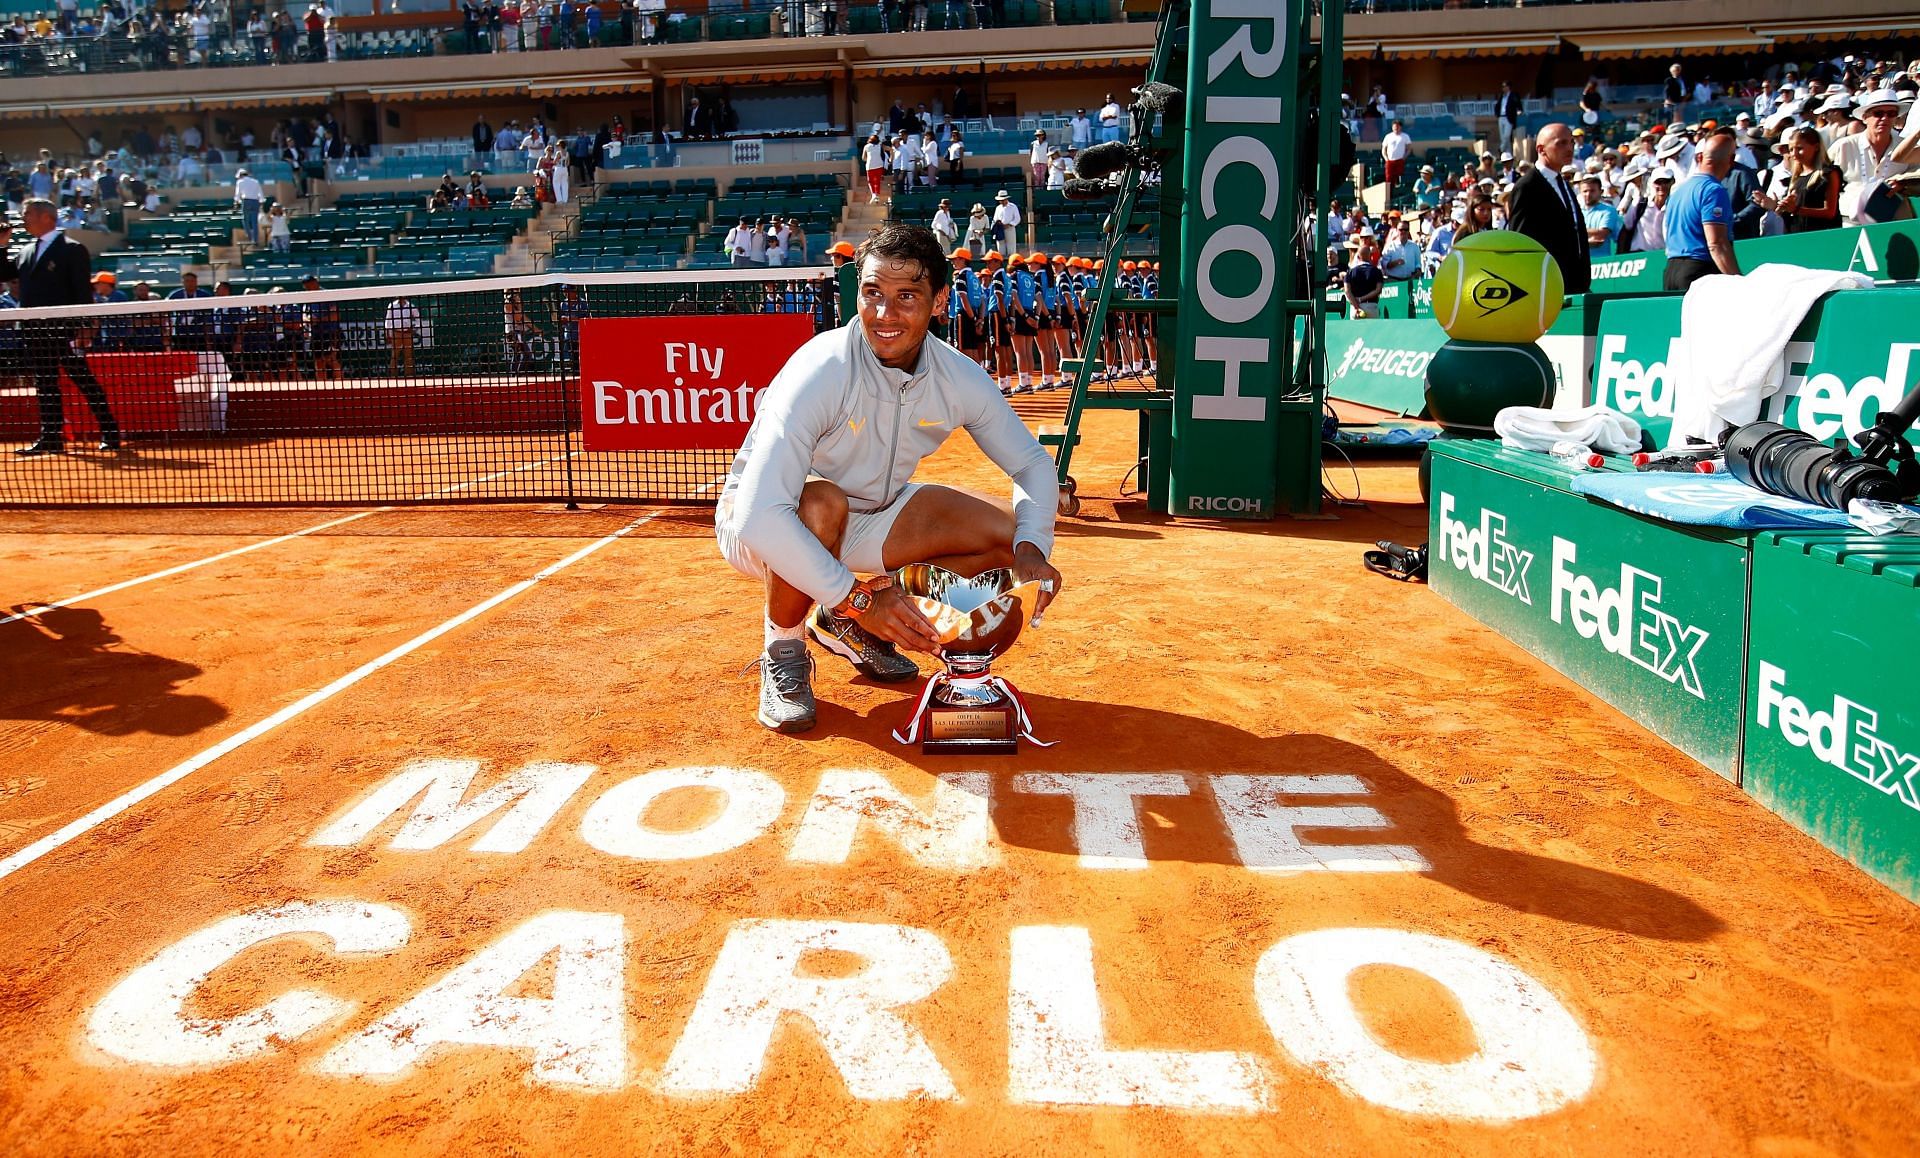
[0,267,838,508]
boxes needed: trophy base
[896,665,1044,755]
[920,703,1019,755]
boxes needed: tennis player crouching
[715,223,1064,732]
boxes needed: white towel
[1495,404,1644,455]
[1667,263,1873,448]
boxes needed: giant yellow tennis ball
[1431,230,1565,344]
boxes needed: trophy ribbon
[891,672,1056,748]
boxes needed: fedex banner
[578,315,815,451]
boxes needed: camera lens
[1825,456,1906,508]
[1724,421,1903,509]
[1726,422,1826,501]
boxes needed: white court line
[422,450,580,497]
[0,500,687,885]
[3,449,584,628]
[1,510,382,628]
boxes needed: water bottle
[1549,443,1602,471]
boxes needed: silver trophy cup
[890,564,1049,754]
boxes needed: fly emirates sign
[580,314,816,451]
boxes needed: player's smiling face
[858,255,947,370]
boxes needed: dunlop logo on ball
[1470,272,1528,318]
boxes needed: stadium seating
[713,172,846,240]
[108,215,241,283]
[1029,184,1159,255]
[558,172,840,270]
[562,176,717,270]
[889,166,1027,226]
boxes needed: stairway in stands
[836,186,890,249]
[499,200,578,275]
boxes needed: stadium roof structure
[1565,30,1779,60]
[0,0,1913,122]
[0,19,1165,120]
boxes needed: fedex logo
[1593,334,1680,419]
[1783,342,1920,442]
[1437,493,1532,603]
[1548,539,1709,698]
[1593,336,1817,423]
[1758,662,1920,812]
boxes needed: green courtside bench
[1428,441,1920,902]
[1745,531,1920,902]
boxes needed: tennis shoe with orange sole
[808,606,921,682]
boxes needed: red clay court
[2,398,1917,1154]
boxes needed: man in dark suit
[3,197,120,455]
[1506,122,1591,295]
[1495,81,1524,157]
[1714,127,1767,241]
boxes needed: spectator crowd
[814,238,1156,396]
[0,0,1098,73]
[1337,51,1920,307]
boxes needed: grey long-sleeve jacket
[718,318,1058,609]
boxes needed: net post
[563,305,581,511]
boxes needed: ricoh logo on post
[1757,662,1920,812]
[1437,493,1532,603]
[1185,2,1287,425]
[1548,539,1709,697]
[1187,494,1264,514]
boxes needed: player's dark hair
[855,223,947,291]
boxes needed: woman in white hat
[931,197,958,251]
[1655,131,1693,178]
[1029,128,1049,188]
[964,201,990,253]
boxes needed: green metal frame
[1049,0,1339,517]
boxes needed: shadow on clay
[827,693,1724,944]
[0,605,229,737]
[1101,495,1430,546]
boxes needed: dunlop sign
[1170,0,1299,519]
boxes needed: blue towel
[1570,471,1854,529]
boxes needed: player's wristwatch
[832,576,892,619]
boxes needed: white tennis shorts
[717,482,923,584]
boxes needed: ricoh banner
[1591,285,1920,448]
[1170,0,1300,519]
[578,315,815,452]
